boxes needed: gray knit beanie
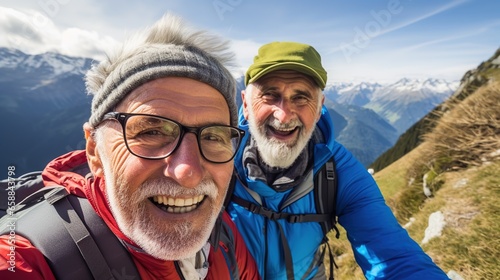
[88,44,238,127]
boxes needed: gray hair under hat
[88,44,237,127]
[86,14,238,127]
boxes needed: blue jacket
[227,106,449,279]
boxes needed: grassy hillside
[370,47,500,172]
[328,81,500,279]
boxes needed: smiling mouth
[150,195,205,213]
[268,125,299,137]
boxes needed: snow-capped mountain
[0,47,91,76]
[0,47,94,174]
[370,78,457,103]
[325,78,459,135]
[364,78,458,134]
[330,82,384,107]
[0,47,94,112]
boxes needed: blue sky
[0,0,499,83]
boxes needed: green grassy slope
[328,81,500,279]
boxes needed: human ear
[316,94,325,121]
[242,89,250,120]
[83,122,104,177]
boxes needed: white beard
[246,110,314,169]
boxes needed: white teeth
[152,195,204,214]
[164,205,197,214]
[272,125,296,132]
[168,197,175,205]
[174,198,184,206]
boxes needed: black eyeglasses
[99,112,245,164]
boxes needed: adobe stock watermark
[213,0,244,21]
[340,0,403,63]
[7,0,72,49]
[6,166,17,272]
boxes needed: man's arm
[0,235,56,280]
[334,145,449,279]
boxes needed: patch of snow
[447,270,465,280]
[422,211,446,244]
[453,178,468,189]
[423,173,432,198]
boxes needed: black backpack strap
[314,157,339,280]
[314,159,339,238]
[276,221,295,280]
[48,187,116,280]
[232,196,331,224]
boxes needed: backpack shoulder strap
[1,185,140,279]
[49,186,117,279]
[313,157,340,238]
[313,157,339,280]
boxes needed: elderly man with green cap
[226,41,449,279]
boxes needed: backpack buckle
[325,161,335,180]
[287,215,303,223]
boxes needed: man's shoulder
[0,234,55,279]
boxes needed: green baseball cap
[245,41,327,89]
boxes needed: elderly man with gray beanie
[0,14,259,280]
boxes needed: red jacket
[0,150,260,280]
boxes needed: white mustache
[137,178,218,201]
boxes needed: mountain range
[0,48,94,174]
[0,47,457,174]
[324,78,458,135]
[370,47,500,171]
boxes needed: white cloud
[1,2,497,84]
[229,39,262,76]
[0,6,118,61]
[59,28,118,60]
